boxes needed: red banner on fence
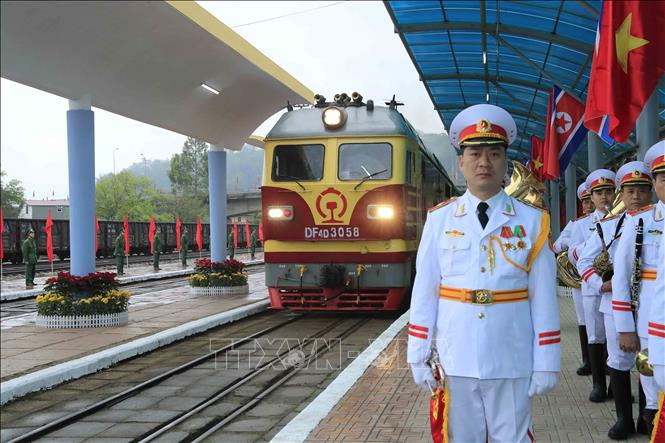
[148,215,155,253]
[245,221,251,248]
[196,216,202,252]
[45,211,54,262]
[123,215,130,255]
[95,215,99,253]
[176,217,181,251]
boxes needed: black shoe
[636,409,657,436]
[577,326,592,376]
[607,369,636,440]
[588,344,608,403]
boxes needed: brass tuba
[505,162,582,286]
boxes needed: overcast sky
[1,1,444,200]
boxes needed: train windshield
[272,144,324,181]
[338,143,392,180]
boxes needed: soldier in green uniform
[114,228,125,275]
[250,229,258,260]
[22,228,37,289]
[227,230,234,259]
[153,229,162,271]
[180,228,189,267]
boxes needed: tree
[169,137,209,199]
[1,170,26,217]
[95,171,157,221]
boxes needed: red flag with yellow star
[529,135,544,180]
[584,0,665,143]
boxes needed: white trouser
[604,313,635,371]
[583,295,606,343]
[447,376,534,443]
[572,287,585,325]
[638,335,660,410]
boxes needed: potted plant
[35,272,131,328]
[187,258,249,296]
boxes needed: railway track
[1,249,261,276]
[2,310,397,442]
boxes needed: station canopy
[0,1,313,150]
[385,1,665,172]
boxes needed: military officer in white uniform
[569,169,616,402]
[613,141,665,436]
[554,182,595,376]
[645,143,665,394]
[578,161,653,439]
[408,104,560,443]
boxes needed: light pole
[113,148,120,175]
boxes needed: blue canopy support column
[587,132,603,171]
[208,146,227,262]
[550,180,560,239]
[67,95,96,276]
[636,90,659,160]
[565,165,577,222]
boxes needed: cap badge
[632,170,641,177]
[476,119,492,133]
[599,177,607,184]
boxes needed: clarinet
[629,218,644,321]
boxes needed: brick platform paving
[1,269,267,381]
[305,296,652,443]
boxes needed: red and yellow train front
[262,135,420,311]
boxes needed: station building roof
[384,0,665,172]
[0,1,313,150]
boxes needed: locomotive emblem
[316,187,347,224]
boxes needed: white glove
[410,362,436,392]
[654,365,665,392]
[528,371,558,397]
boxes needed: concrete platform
[0,251,261,301]
[0,256,268,404]
[276,296,654,443]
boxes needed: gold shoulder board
[428,197,457,213]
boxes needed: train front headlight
[367,205,394,220]
[268,206,293,220]
[322,106,346,129]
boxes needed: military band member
[22,228,37,289]
[645,142,665,397]
[153,229,161,271]
[180,228,189,267]
[114,228,125,276]
[554,182,595,376]
[569,169,616,402]
[578,161,652,439]
[613,142,665,436]
[408,104,560,442]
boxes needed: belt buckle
[471,289,493,305]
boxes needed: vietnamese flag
[95,215,99,253]
[529,135,545,180]
[245,221,251,248]
[0,208,4,260]
[148,215,155,253]
[123,215,130,255]
[175,217,181,251]
[45,211,54,262]
[196,216,202,252]
[233,222,238,248]
[584,0,665,143]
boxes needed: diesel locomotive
[261,93,458,311]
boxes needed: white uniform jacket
[569,210,604,292]
[612,203,664,341]
[553,220,575,253]
[407,190,561,379]
[648,203,665,366]
[576,213,626,315]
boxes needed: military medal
[500,227,514,251]
[514,225,527,249]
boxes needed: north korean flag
[584,1,665,144]
[542,85,588,179]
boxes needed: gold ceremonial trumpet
[636,349,653,376]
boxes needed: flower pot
[190,285,249,296]
[35,311,129,328]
